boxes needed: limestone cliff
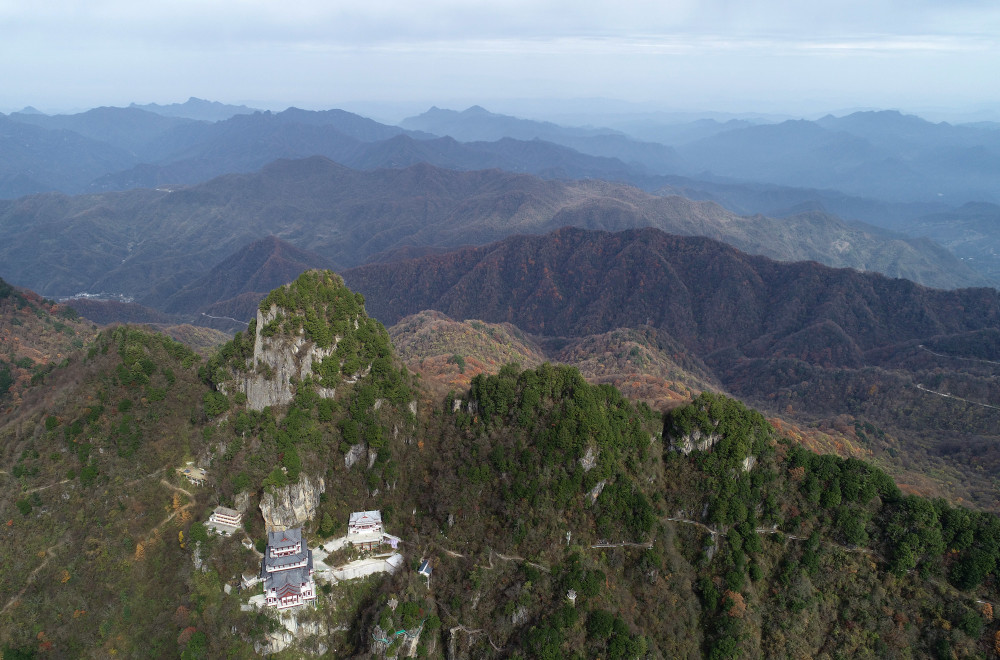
[217,270,394,411]
[227,304,338,410]
[670,428,721,455]
[259,474,325,532]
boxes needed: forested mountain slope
[2,271,1000,658]
[344,227,1000,508]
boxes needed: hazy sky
[2,0,999,119]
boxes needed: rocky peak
[221,269,389,411]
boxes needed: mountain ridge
[0,159,986,309]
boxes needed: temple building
[348,510,385,551]
[261,527,316,609]
[206,506,242,536]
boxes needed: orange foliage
[60,570,71,583]
[981,602,993,622]
[177,626,197,647]
[173,605,190,625]
[724,590,747,618]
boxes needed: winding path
[144,479,196,539]
[200,313,249,326]
[915,384,1000,411]
[1,539,66,616]
[918,345,1000,367]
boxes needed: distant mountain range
[674,110,1000,204]
[0,158,988,313]
[5,101,1000,289]
[129,96,258,122]
[401,105,683,174]
[161,236,333,315]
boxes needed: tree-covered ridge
[257,270,366,348]
[204,269,407,399]
[258,269,399,390]
[664,391,774,474]
[0,324,231,658]
[455,363,662,547]
[661,393,1000,658]
[0,277,97,409]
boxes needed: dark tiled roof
[263,550,309,571]
[267,527,302,548]
[265,566,310,596]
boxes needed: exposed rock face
[670,429,721,455]
[232,490,252,514]
[230,305,338,411]
[579,446,599,472]
[344,443,366,469]
[588,480,606,504]
[256,609,328,655]
[259,474,325,532]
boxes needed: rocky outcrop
[344,443,366,469]
[232,490,252,514]
[256,609,329,655]
[259,474,325,532]
[228,305,339,411]
[670,429,721,455]
[588,480,606,504]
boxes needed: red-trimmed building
[261,528,316,609]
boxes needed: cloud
[0,0,997,112]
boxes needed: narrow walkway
[22,478,70,495]
[450,624,503,652]
[590,540,655,549]
[665,518,881,558]
[436,600,504,653]
[490,550,550,573]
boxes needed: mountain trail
[915,383,1000,411]
[143,478,196,539]
[1,538,66,616]
[918,345,1000,367]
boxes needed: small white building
[348,510,383,536]
[348,510,384,551]
[207,506,242,536]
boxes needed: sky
[2,0,999,120]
